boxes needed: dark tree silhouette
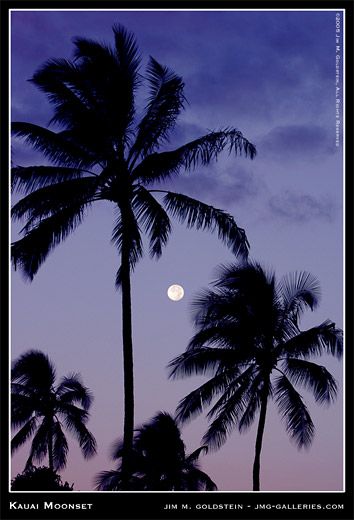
[11,466,74,491]
[11,350,97,472]
[95,411,217,491]
[168,262,343,491]
[11,24,256,483]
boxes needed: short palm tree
[11,24,256,482]
[11,349,97,472]
[168,262,343,491]
[95,411,217,491]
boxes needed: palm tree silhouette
[95,411,217,491]
[168,262,343,491]
[11,24,256,482]
[11,350,97,472]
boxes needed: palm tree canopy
[168,261,343,451]
[95,411,217,491]
[11,24,256,283]
[11,350,97,471]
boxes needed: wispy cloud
[268,190,338,222]
[258,124,335,160]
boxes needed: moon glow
[167,284,184,301]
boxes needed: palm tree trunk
[252,383,269,491]
[120,234,134,489]
[48,421,54,472]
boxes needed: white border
[8,7,346,495]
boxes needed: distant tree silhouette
[11,24,256,483]
[11,350,97,472]
[11,466,73,491]
[95,411,217,490]
[168,262,343,491]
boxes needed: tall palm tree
[95,411,217,491]
[168,262,343,491]
[11,349,97,472]
[11,24,256,482]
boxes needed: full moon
[167,284,184,301]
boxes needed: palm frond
[59,403,89,425]
[163,191,249,258]
[168,346,236,380]
[282,358,338,405]
[26,419,51,468]
[190,287,242,327]
[132,186,171,258]
[29,58,112,155]
[11,417,38,453]
[274,374,315,449]
[63,414,97,459]
[182,465,218,491]
[12,122,97,168]
[11,350,56,390]
[174,368,238,425]
[11,177,98,233]
[11,165,91,195]
[185,445,208,464]
[52,420,69,470]
[11,203,87,280]
[202,366,259,450]
[280,320,343,360]
[94,469,123,491]
[129,57,185,163]
[111,206,143,287]
[238,371,267,433]
[11,392,36,428]
[132,128,256,184]
[56,373,94,410]
[72,24,141,147]
[280,271,321,323]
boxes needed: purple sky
[10,9,344,492]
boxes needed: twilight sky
[10,8,344,492]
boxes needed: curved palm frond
[56,374,94,410]
[11,177,99,232]
[174,368,239,425]
[132,185,171,258]
[185,445,208,464]
[11,416,38,453]
[280,271,321,324]
[63,413,97,459]
[11,392,37,428]
[202,365,260,450]
[52,420,69,470]
[132,128,256,184]
[280,320,343,360]
[12,122,97,168]
[274,374,315,449]
[168,346,237,379]
[26,419,52,468]
[11,165,93,195]
[12,202,89,280]
[182,465,218,491]
[163,191,249,258]
[95,469,123,491]
[129,56,185,164]
[282,358,338,405]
